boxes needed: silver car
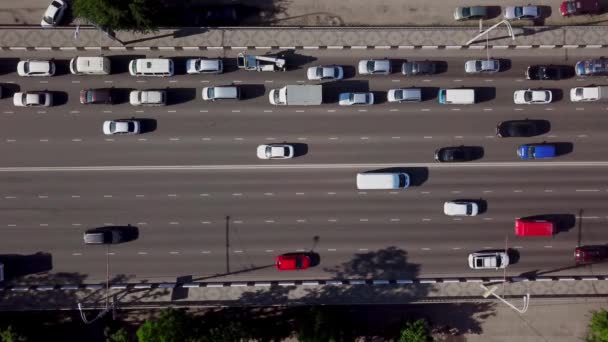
[41,0,67,27]
[186,58,223,74]
[102,120,141,135]
[387,88,422,103]
[465,59,500,74]
[358,59,391,75]
[339,92,375,105]
[454,6,488,20]
[505,5,540,20]
[307,65,343,80]
[13,92,52,107]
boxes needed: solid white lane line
[576,189,599,192]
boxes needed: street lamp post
[480,284,530,314]
[465,19,515,46]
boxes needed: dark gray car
[401,61,437,76]
[84,227,124,244]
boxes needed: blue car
[517,143,556,159]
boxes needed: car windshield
[295,257,302,269]
[86,91,93,102]
[366,61,374,72]
[265,146,272,158]
[566,2,575,13]
[398,174,407,187]
[466,204,472,215]
[576,88,583,97]
[23,63,30,73]
[127,122,135,131]
[462,7,471,17]
[282,147,289,155]
[395,90,404,99]
[316,68,323,77]
[475,258,483,267]
[524,92,532,101]
[475,61,482,70]
[515,7,523,17]
[51,1,62,7]
[43,16,54,24]
[109,122,116,132]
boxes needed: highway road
[1,48,608,283]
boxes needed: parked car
[186,58,223,74]
[513,89,552,104]
[526,65,564,80]
[84,227,124,245]
[339,92,374,105]
[504,5,540,20]
[465,59,500,74]
[41,0,67,27]
[496,120,544,138]
[13,92,52,107]
[434,146,477,162]
[256,144,294,159]
[444,201,479,216]
[358,59,391,75]
[102,120,141,135]
[307,65,343,80]
[468,252,509,269]
[387,88,422,103]
[560,0,601,16]
[517,143,556,159]
[454,6,489,20]
[575,58,608,76]
[275,254,311,271]
[575,245,608,263]
[80,89,113,105]
[401,61,436,75]
[17,60,55,76]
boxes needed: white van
[69,56,111,75]
[438,88,475,104]
[129,58,174,77]
[129,90,166,106]
[356,173,410,190]
[202,86,240,101]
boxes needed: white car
[256,144,294,159]
[102,120,141,135]
[358,59,391,75]
[514,89,552,104]
[468,252,509,269]
[443,201,479,216]
[504,5,540,20]
[186,58,223,74]
[570,86,604,102]
[307,65,344,80]
[129,90,166,106]
[339,92,374,105]
[13,92,52,107]
[464,59,500,74]
[17,60,55,77]
[387,88,422,103]
[41,0,67,27]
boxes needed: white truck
[570,86,608,102]
[237,53,286,72]
[269,85,323,106]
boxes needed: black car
[79,88,113,105]
[402,61,437,76]
[434,146,478,162]
[496,120,546,138]
[526,65,563,80]
[83,227,124,245]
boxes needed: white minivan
[438,88,475,104]
[69,56,111,75]
[356,173,410,190]
[129,58,174,77]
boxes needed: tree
[136,309,198,342]
[296,307,352,342]
[588,310,608,342]
[0,325,27,342]
[105,326,131,342]
[73,0,159,33]
[399,319,430,342]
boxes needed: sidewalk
[2,25,608,49]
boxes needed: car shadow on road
[239,84,267,100]
[136,118,158,133]
[165,87,197,105]
[49,91,68,106]
[105,55,147,74]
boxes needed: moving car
[275,254,311,271]
[186,58,223,74]
[465,59,500,74]
[517,143,556,159]
[80,89,113,105]
[575,58,608,76]
[130,90,167,106]
[387,88,422,103]
[454,6,489,20]
[504,5,540,20]
[102,120,141,135]
[358,59,391,75]
[560,0,601,16]
[256,144,294,159]
[515,219,554,236]
[83,227,124,245]
[496,120,544,138]
[17,60,55,77]
[401,61,436,76]
[468,252,509,269]
[307,65,343,80]
[443,201,479,216]
[434,146,477,162]
[526,65,564,80]
[575,246,608,264]
[570,86,608,102]
[513,89,552,104]
[339,92,374,105]
[41,0,67,27]
[13,92,52,107]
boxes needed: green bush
[588,309,608,342]
[399,319,430,342]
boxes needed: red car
[515,219,554,237]
[575,246,608,263]
[275,254,311,271]
[560,0,601,16]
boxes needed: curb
[3,275,607,292]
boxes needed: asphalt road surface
[1,48,608,283]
